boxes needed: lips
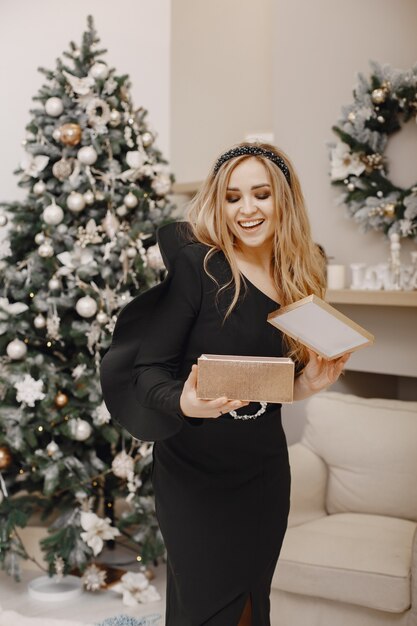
[238,219,265,230]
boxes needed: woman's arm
[293,349,351,401]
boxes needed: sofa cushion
[301,392,417,520]
[272,513,416,613]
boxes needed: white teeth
[239,219,264,228]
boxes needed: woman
[100,142,350,626]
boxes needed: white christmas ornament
[77,146,98,165]
[69,418,92,441]
[112,451,135,479]
[123,192,138,208]
[6,339,27,360]
[46,440,61,458]
[42,203,64,225]
[76,295,97,318]
[34,233,45,244]
[45,97,64,117]
[0,215,8,227]
[109,109,121,127]
[89,62,109,80]
[67,192,86,213]
[14,374,45,407]
[57,224,68,234]
[48,278,60,290]
[96,311,108,324]
[33,180,46,195]
[62,70,95,96]
[38,242,54,257]
[83,190,95,205]
[52,128,62,141]
[126,247,137,258]
[34,314,46,329]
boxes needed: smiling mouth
[237,219,265,230]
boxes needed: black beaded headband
[213,145,291,184]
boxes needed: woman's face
[224,157,276,254]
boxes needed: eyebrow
[226,183,271,191]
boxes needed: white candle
[327,264,346,290]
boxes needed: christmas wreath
[329,61,417,241]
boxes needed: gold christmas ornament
[384,203,396,218]
[141,131,154,148]
[371,88,387,105]
[144,567,155,581]
[0,445,13,470]
[58,123,82,146]
[55,392,69,408]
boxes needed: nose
[239,195,257,216]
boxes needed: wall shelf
[326,289,417,307]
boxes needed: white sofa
[271,391,417,626]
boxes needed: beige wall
[0,0,171,203]
[170,0,274,182]
[272,0,417,267]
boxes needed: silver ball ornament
[83,190,95,205]
[96,311,108,324]
[33,181,46,195]
[45,97,64,117]
[57,224,68,234]
[52,158,73,181]
[76,295,97,318]
[38,242,54,257]
[67,192,86,213]
[347,183,355,192]
[126,247,137,258]
[48,277,61,290]
[377,116,385,123]
[42,203,64,225]
[377,191,384,198]
[0,214,8,227]
[34,314,46,329]
[34,232,45,244]
[109,109,121,127]
[90,62,109,80]
[124,192,138,208]
[77,146,98,165]
[69,418,92,441]
[6,339,27,360]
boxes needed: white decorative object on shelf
[27,575,83,601]
[349,235,417,291]
[326,264,345,289]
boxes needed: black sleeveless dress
[100,222,291,626]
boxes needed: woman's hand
[293,349,352,401]
[180,364,250,418]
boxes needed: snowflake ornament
[82,563,107,591]
[14,374,46,407]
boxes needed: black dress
[100,222,291,626]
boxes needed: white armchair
[271,391,417,626]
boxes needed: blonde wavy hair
[184,141,326,371]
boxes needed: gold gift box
[196,354,295,403]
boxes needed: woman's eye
[256,194,270,200]
[226,196,240,203]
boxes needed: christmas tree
[0,15,174,584]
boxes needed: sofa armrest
[287,443,328,527]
